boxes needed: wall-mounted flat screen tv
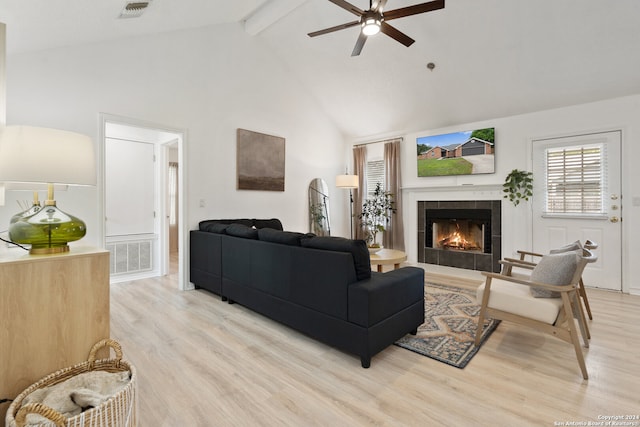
[417,127,495,177]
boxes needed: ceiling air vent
[119,1,152,19]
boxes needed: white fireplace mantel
[401,184,503,193]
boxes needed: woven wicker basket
[5,339,137,427]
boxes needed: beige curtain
[353,146,367,240]
[383,139,405,250]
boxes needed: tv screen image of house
[416,127,495,177]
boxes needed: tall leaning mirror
[308,178,330,236]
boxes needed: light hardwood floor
[110,263,640,426]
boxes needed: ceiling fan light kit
[308,0,445,56]
[361,11,382,36]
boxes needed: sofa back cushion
[258,228,312,246]
[202,223,229,234]
[253,218,283,231]
[301,236,371,281]
[225,223,259,239]
[199,218,283,232]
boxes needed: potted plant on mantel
[357,182,396,253]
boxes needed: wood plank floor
[110,264,640,426]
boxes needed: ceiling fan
[308,0,445,56]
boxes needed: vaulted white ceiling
[2,0,640,138]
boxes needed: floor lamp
[335,174,359,239]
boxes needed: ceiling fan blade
[384,0,445,21]
[327,0,364,16]
[308,20,360,37]
[351,32,368,56]
[380,22,415,47]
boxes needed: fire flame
[438,223,480,251]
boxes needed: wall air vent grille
[106,240,153,275]
[119,1,152,19]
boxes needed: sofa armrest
[348,267,424,327]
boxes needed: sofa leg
[410,328,418,335]
[221,296,228,302]
[228,299,235,305]
[361,356,371,368]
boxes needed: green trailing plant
[503,169,533,206]
[357,182,396,247]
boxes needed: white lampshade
[336,174,359,189]
[0,126,96,186]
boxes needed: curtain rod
[353,136,403,147]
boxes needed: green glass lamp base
[9,204,87,255]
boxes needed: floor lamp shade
[335,174,359,189]
[336,174,358,239]
[0,126,96,254]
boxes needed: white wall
[1,23,349,252]
[398,94,640,295]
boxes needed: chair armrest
[348,267,424,327]
[503,258,537,267]
[516,249,544,260]
[481,271,575,293]
[499,259,535,276]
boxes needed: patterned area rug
[395,282,500,369]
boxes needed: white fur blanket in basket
[6,339,137,427]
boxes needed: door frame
[98,113,189,290]
[527,127,627,293]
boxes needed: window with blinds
[366,159,385,197]
[545,143,605,214]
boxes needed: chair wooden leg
[562,293,589,380]
[579,278,594,320]
[475,278,492,346]
[571,291,590,347]
[474,308,486,347]
[574,289,591,340]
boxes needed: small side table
[369,249,407,272]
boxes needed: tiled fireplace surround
[417,200,502,273]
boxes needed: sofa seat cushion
[477,278,563,324]
[301,236,371,281]
[258,228,312,246]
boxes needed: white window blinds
[545,143,605,214]
[366,159,385,198]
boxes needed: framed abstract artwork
[237,128,285,191]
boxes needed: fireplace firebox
[418,201,501,272]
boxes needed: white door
[105,138,156,236]
[531,131,622,291]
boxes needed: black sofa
[190,218,425,368]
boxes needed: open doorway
[99,114,187,289]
